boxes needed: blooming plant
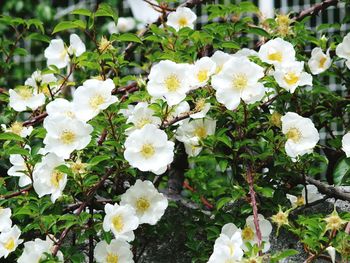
[0,1,350,262]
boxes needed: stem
[246,165,263,254]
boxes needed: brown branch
[52,167,117,256]
[0,185,33,199]
[306,176,350,202]
[160,112,192,129]
[296,0,339,21]
[23,112,48,127]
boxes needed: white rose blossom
[126,102,161,134]
[1,122,32,138]
[190,57,216,89]
[0,225,23,259]
[7,154,31,187]
[258,37,296,66]
[124,124,174,174]
[46,98,77,120]
[335,32,350,69]
[102,203,139,242]
[121,180,168,225]
[281,112,319,160]
[94,239,134,263]
[308,47,332,75]
[273,61,313,93]
[147,60,192,106]
[210,50,232,75]
[342,132,350,158]
[17,236,64,263]
[9,86,45,112]
[33,153,67,203]
[0,208,12,232]
[167,7,197,31]
[212,57,266,110]
[24,70,58,95]
[73,78,118,121]
[43,116,93,159]
[176,118,216,157]
[107,17,136,34]
[44,33,85,69]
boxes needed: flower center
[99,36,112,53]
[65,111,75,118]
[60,130,76,144]
[136,197,151,213]
[106,253,118,263]
[89,94,105,110]
[242,226,255,241]
[283,72,299,85]
[272,211,289,226]
[197,70,208,83]
[10,122,24,135]
[140,144,155,158]
[18,87,33,100]
[215,65,223,74]
[178,17,188,27]
[286,127,302,143]
[194,126,207,138]
[228,243,235,256]
[4,238,15,251]
[60,48,68,60]
[268,51,283,62]
[112,215,124,232]
[51,170,64,188]
[232,74,248,91]
[319,56,327,68]
[194,99,206,112]
[136,118,151,129]
[165,74,180,92]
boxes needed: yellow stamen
[197,70,208,83]
[283,72,299,85]
[286,127,302,143]
[242,226,255,241]
[164,75,180,92]
[4,238,15,251]
[136,197,151,213]
[106,253,118,263]
[194,126,207,138]
[112,215,124,232]
[89,95,105,109]
[51,170,64,188]
[17,87,33,100]
[140,144,155,158]
[268,51,283,63]
[178,17,188,27]
[232,74,248,91]
[319,56,327,68]
[60,130,76,144]
[136,118,151,129]
[10,122,24,135]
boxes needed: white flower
[9,87,45,112]
[273,61,313,93]
[127,0,159,25]
[241,214,272,252]
[124,124,174,174]
[326,246,336,263]
[167,101,190,124]
[167,7,197,31]
[208,225,243,263]
[43,117,93,159]
[7,154,31,187]
[336,32,350,69]
[342,132,350,157]
[287,184,324,206]
[73,78,118,121]
[32,153,67,203]
[44,34,85,68]
[190,100,211,119]
[308,48,332,75]
[121,180,168,225]
[94,239,134,263]
[24,70,58,95]
[118,105,135,118]
[17,237,64,263]
[258,38,296,66]
[175,118,216,157]
[102,203,139,241]
[190,57,216,88]
[147,60,192,106]
[232,48,258,58]
[0,225,22,258]
[126,102,161,133]
[210,50,232,74]
[281,112,319,159]
[46,98,77,120]
[107,17,136,34]
[211,57,265,110]
[0,208,12,232]
[1,122,32,138]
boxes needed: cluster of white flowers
[208,214,272,262]
[96,180,168,262]
[0,207,22,259]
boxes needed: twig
[23,112,48,127]
[296,0,339,21]
[0,185,33,199]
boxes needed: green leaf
[216,197,232,210]
[0,133,24,142]
[88,155,110,166]
[221,41,240,49]
[246,27,270,38]
[71,9,92,17]
[27,33,51,43]
[271,249,299,262]
[333,157,350,186]
[52,20,86,34]
[111,33,142,43]
[95,3,118,22]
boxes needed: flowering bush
[1,1,350,262]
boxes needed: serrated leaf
[216,197,232,210]
[0,133,24,142]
